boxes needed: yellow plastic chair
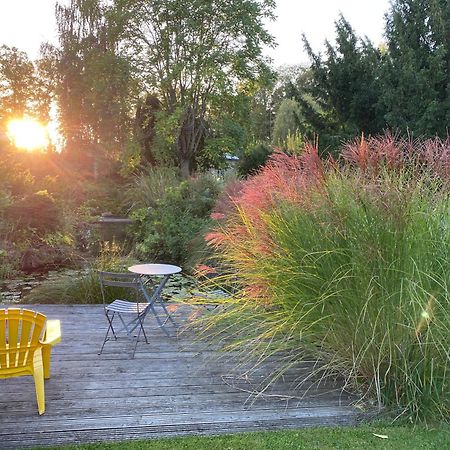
[0,308,61,415]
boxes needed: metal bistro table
[128,263,182,336]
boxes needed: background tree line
[277,0,449,155]
[0,0,448,175]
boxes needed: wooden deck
[0,305,361,448]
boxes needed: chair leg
[118,313,132,338]
[100,309,150,357]
[99,311,116,355]
[42,345,52,379]
[131,311,151,358]
[33,348,46,415]
[131,323,142,359]
[108,311,118,340]
[138,313,149,344]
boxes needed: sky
[0,0,391,66]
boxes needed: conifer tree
[299,16,384,152]
[380,0,450,137]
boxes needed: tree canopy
[294,16,384,152]
[380,0,450,136]
[55,0,133,169]
[120,0,275,175]
[0,0,448,170]
[0,45,51,126]
[292,1,449,154]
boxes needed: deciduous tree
[0,45,48,125]
[272,98,301,146]
[121,0,275,176]
[55,0,133,170]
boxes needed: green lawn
[41,425,449,450]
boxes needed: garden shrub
[0,247,18,279]
[7,190,60,234]
[122,166,179,212]
[0,147,35,197]
[130,174,220,268]
[202,134,450,424]
[237,142,273,177]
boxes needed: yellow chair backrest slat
[0,313,6,367]
[0,309,46,369]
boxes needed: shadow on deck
[0,305,362,448]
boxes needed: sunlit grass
[38,425,450,450]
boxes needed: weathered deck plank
[0,305,361,448]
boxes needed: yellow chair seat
[0,308,61,415]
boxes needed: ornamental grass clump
[202,135,450,424]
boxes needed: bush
[203,135,450,424]
[7,190,60,234]
[122,166,179,212]
[130,174,220,268]
[237,143,273,177]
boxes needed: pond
[0,269,82,304]
[0,269,200,305]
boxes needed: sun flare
[7,118,49,151]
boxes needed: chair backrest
[0,308,46,370]
[98,271,145,304]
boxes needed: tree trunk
[177,105,206,177]
[180,157,191,178]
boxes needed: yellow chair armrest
[41,320,61,346]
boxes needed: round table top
[128,263,182,276]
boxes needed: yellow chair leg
[42,345,52,379]
[33,349,46,415]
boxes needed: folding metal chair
[98,271,151,358]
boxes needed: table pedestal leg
[142,274,178,336]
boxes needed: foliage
[55,0,133,164]
[237,142,273,177]
[202,135,450,423]
[134,94,161,165]
[279,131,304,153]
[244,65,311,146]
[241,73,276,141]
[380,0,450,136]
[130,175,220,268]
[0,45,51,125]
[0,235,20,279]
[121,0,275,175]
[7,190,60,235]
[76,178,126,217]
[296,4,450,152]
[151,109,184,167]
[0,151,70,274]
[0,147,35,196]
[272,98,301,146]
[298,16,383,153]
[122,166,180,212]
[200,118,247,171]
[0,146,132,275]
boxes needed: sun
[7,118,50,151]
